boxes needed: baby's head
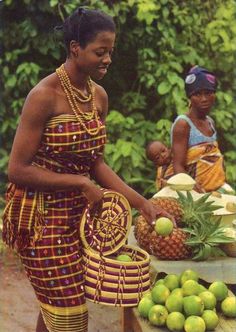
[146,141,172,166]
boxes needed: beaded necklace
[56,64,100,135]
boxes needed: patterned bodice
[33,114,106,176]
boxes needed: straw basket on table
[80,190,151,307]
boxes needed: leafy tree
[1,0,235,198]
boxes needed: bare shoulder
[173,118,190,134]
[23,73,58,120]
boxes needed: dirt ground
[0,249,121,332]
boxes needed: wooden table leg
[121,307,143,332]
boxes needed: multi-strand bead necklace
[56,64,100,135]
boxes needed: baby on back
[146,140,234,194]
[146,141,172,189]
[146,141,172,167]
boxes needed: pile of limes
[137,269,236,332]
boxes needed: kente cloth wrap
[156,141,226,192]
[2,114,106,332]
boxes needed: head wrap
[184,66,217,97]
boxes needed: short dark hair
[62,8,116,53]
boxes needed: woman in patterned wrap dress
[3,8,172,332]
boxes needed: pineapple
[134,215,152,252]
[149,228,191,260]
[134,215,191,260]
[150,197,183,226]
[134,191,234,261]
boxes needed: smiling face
[74,31,116,80]
[190,89,216,115]
[147,141,172,166]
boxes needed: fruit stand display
[122,174,236,332]
[121,266,236,332]
[130,304,236,332]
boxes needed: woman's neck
[63,59,89,91]
[188,107,207,120]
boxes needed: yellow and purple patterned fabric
[3,114,106,332]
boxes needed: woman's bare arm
[172,119,190,173]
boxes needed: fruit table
[121,307,236,332]
[120,226,236,332]
[128,226,236,284]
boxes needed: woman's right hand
[82,178,104,209]
[137,198,176,226]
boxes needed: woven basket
[80,190,132,256]
[82,245,150,307]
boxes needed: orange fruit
[151,284,170,304]
[171,288,183,297]
[183,295,204,316]
[165,294,183,313]
[182,280,200,296]
[164,274,180,291]
[166,312,185,331]
[198,291,216,310]
[221,296,236,318]
[148,304,168,326]
[155,278,165,286]
[138,297,155,318]
[201,310,219,330]
[116,254,132,262]
[197,284,207,294]
[180,269,199,286]
[155,217,173,236]
[184,316,206,332]
[208,281,228,301]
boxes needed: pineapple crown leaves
[183,216,235,245]
[178,192,235,261]
[191,243,227,261]
[176,191,223,225]
[183,217,235,261]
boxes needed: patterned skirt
[19,189,89,332]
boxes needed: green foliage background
[1,0,236,199]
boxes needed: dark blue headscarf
[185,66,217,97]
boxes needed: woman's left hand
[138,199,176,226]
